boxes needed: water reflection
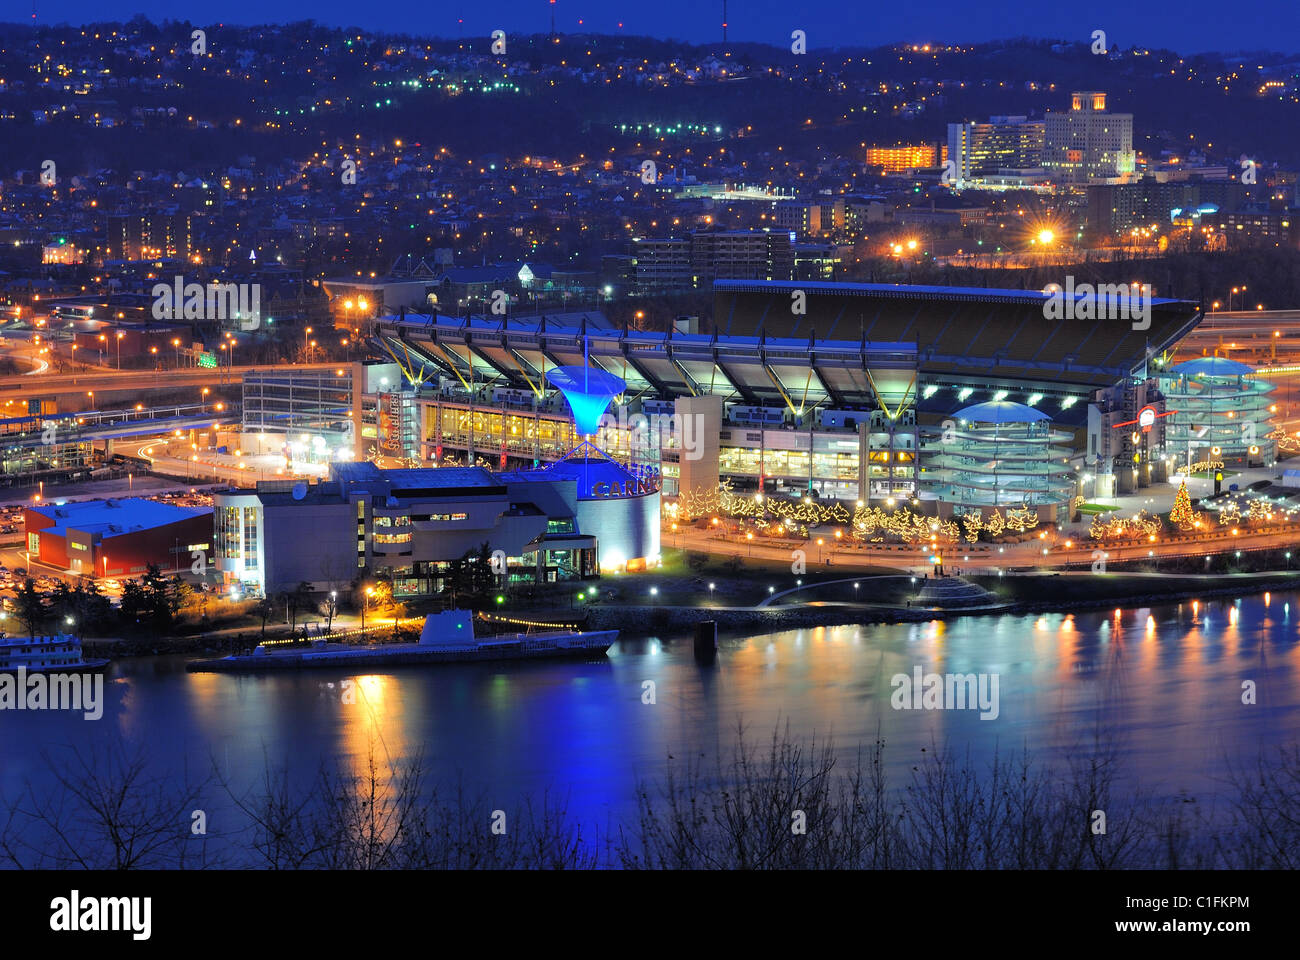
[2,592,1298,830]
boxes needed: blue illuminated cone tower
[545,333,626,442]
[546,365,626,438]
[544,343,629,490]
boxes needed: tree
[1170,481,1198,530]
[48,581,111,640]
[14,579,46,638]
[470,543,496,598]
[288,582,313,632]
[441,543,497,609]
[442,555,469,608]
[255,598,276,640]
[140,564,175,627]
[164,576,192,619]
[119,579,149,624]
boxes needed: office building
[947,116,1045,181]
[1043,92,1135,183]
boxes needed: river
[4,591,1298,841]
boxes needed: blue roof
[1169,356,1254,376]
[30,498,209,539]
[954,401,1050,424]
[331,462,500,489]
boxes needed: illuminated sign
[1176,460,1224,475]
[379,391,404,453]
[590,477,661,499]
[1113,404,1173,433]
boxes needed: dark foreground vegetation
[2,728,1297,869]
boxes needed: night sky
[11,0,1287,54]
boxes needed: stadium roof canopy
[371,281,1202,420]
[712,280,1202,391]
[373,311,918,415]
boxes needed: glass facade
[1159,367,1276,466]
[215,505,260,576]
[921,419,1075,508]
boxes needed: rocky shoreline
[84,633,257,659]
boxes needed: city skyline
[0,3,1294,920]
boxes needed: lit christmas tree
[1169,481,1197,530]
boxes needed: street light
[362,586,374,634]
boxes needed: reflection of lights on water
[1229,607,1239,625]
[1146,615,1156,634]
[1035,617,1048,631]
[1061,616,1074,632]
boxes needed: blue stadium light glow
[546,366,627,436]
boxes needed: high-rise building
[692,231,793,282]
[103,213,191,261]
[630,238,693,292]
[631,231,793,293]
[947,116,1045,180]
[773,200,822,237]
[1042,92,1135,184]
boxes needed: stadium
[365,279,1260,526]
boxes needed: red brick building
[24,498,213,578]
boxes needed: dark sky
[13,1,1288,55]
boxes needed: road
[0,361,344,402]
[134,439,328,487]
[666,520,1300,574]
